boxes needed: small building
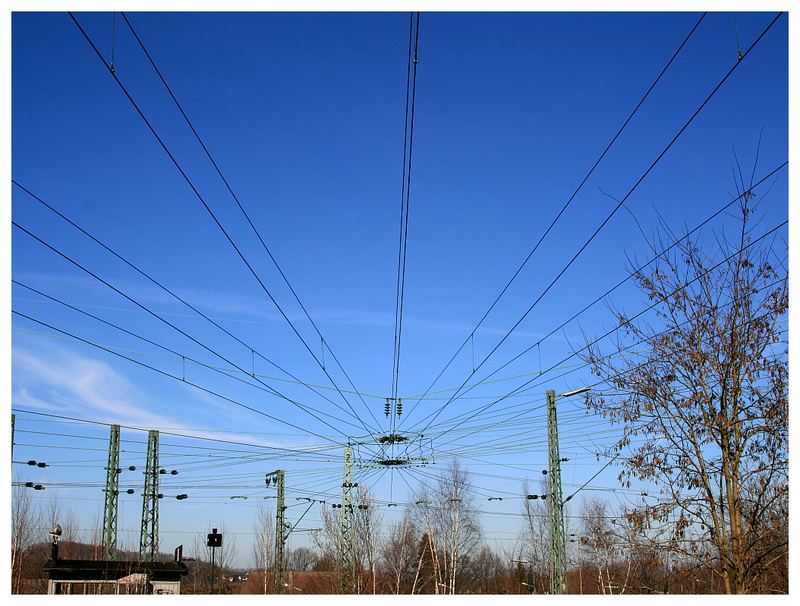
[43,558,188,595]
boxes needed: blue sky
[10,11,788,567]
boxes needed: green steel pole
[139,430,159,561]
[547,389,567,594]
[339,446,355,594]
[102,424,121,560]
[274,470,286,594]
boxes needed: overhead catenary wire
[390,12,421,432]
[424,292,785,443]
[11,311,352,447]
[399,12,708,427]
[11,222,368,443]
[403,13,784,437]
[117,12,379,432]
[11,279,368,434]
[421,222,786,446]
[12,181,368,430]
[67,12,379,437]
[406,161,786,417]
[10,15,787,565]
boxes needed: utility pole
[266,470,287,593]
[339,445,356,594]
[11,413,15,458]
[102,424,121,560]
[547,389,567,594]
[139,429,159,561]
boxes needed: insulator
[396,399,403,417]
[541,470,547,475]
[159,469,167,474]
[27,460,37,466]
[128,465,136,471]
[37,462,47,468]
[25,482,34,488]
[384,399,390,417]
[127,489,135,494]
[171,470,178,475]
[116,468,123,473]
[526,494,538,500]
[157,493,164,499]
[34,484,45,490]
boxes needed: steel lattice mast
[547,389,567,594]
[139,429,159,561]
[102,424,121,560]
[339,445,356,594]
[266,470,287,593]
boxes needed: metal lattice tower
[139,429,159,561]
[102,424,121,560]
[547,389,567,594]
[267,470,287,594]
[339,446,356,594]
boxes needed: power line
[11,221,365,440]
[11,278,367,434]
[117,12,378,432]
[390,12,421,434]
[12,181,369,428]
[403,12,784,437]
[421,221,786,444]
[11,310,349,446]
[399,12,708,427]
[426,293,785,443]
[409,161,786,416]
[67,12,379,437]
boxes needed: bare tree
[582,197,787,593]
[311,504,341,570]
[433,460,482,594]
[518,479,551,593]
[11,482,40,593]
[42,495,79,558]
[380,506,420,594]
[251,502,274,594]
[579,498,634,594]
[285,546,316,571]
[410,483,443,594]
[354,484,383,593]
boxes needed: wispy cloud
[11,340,319,449]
